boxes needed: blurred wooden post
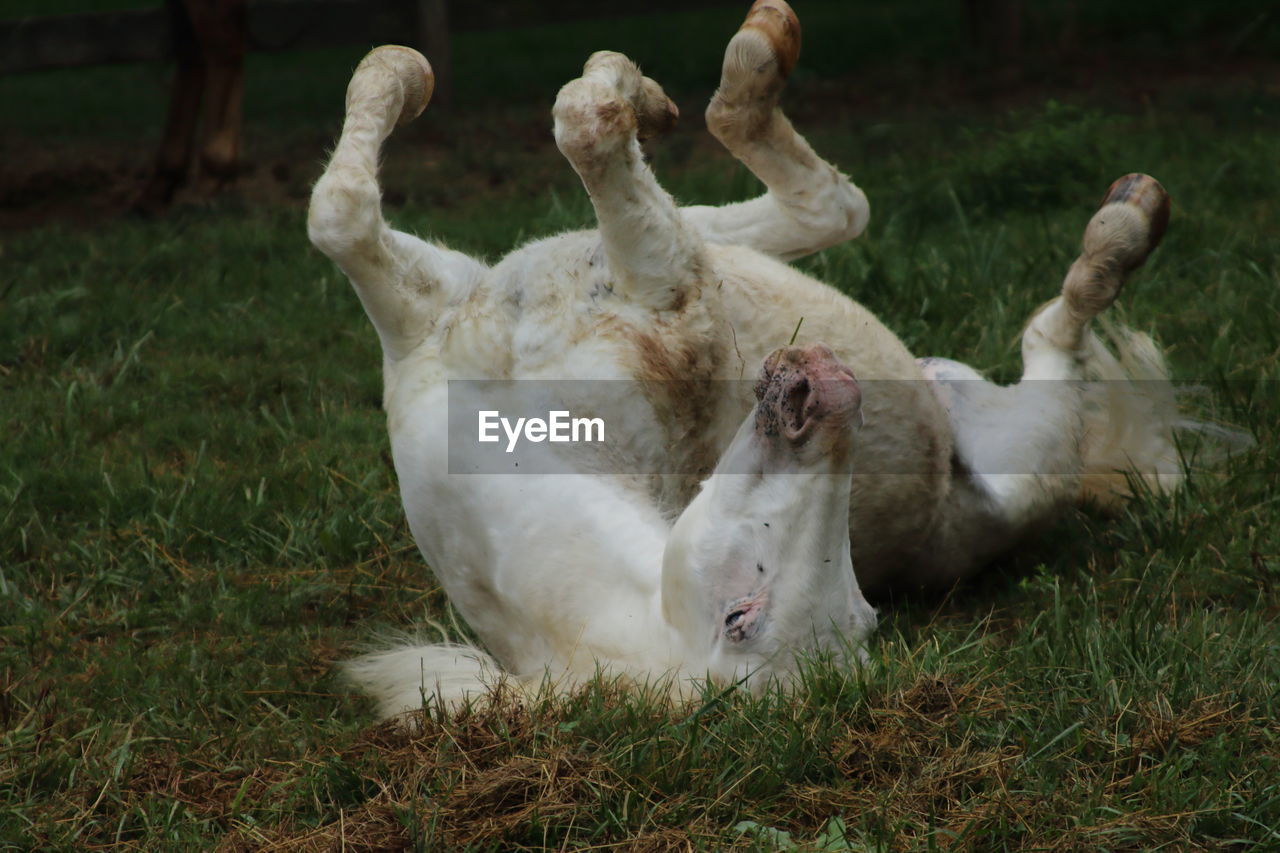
[416,0,452,110]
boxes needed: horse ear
[659,496,716,647]
[661,480,771,650]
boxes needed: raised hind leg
[308,46,488,361]
[916,175,1172,583]
[682,0,870,261]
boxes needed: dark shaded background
[0,0,1276,229]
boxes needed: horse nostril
[783,376,810,433]
[723,593,767,642]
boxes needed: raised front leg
[683,0,870,261]
[308,46,488,361]
[553,52,705,312]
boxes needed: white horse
[308,0,1179,721]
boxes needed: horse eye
[724,609,746,628]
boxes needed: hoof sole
[354,45,435,125]
[1099,173,1171,269]
[740,0,801,78]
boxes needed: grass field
[3,2,1279,849]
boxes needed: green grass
[3,5,1280,850]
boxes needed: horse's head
[662,344,876,687]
